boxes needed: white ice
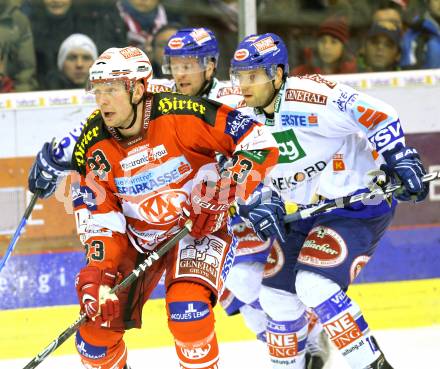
[3,325,439,369]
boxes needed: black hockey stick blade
[22,222,192,369]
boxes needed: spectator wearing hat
[29,0,126,87]
[401,0,440,69]
[291,16,357,76]
[0,0,37,92]
[358,21,402,72]
[43,34,97,90]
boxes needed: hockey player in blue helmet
[162,27,220,97]
[225,32,331,369]
[230,33,289,109]
[231,32,428,369]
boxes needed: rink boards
[1,227,440,359]
[1,226,440,310]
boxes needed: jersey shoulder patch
[72,110,109,175]
[151,91,220,126]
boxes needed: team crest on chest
[138,189,188,225]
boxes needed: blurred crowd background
[1,0,438,93]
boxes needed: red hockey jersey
[71,92,278,270]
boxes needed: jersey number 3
[226,156,253,184]
[85,240,105,264]
[87,149,111,179]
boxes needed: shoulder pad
[151,92,220,126]
[295,74,338,89]
[72,110,109,175]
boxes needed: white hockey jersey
[238,74,405,205]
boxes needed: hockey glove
[76,266,120,323]
[28,141,70,198]
[382,144,429,202]
[180,180,236,239]
[238,186,287,243]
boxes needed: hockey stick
[0,190,40,273]
[0,138,58,272]
[284,171,439,223]
[22,221,192,369]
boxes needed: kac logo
[138,189,188,225]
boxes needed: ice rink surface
[3,325,439,369]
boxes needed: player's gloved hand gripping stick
[22,221,192,369]
[238,185,287,243]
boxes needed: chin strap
[195,70,215,98]
[259,81,279,112]
[262,78,286,113]
[121,91,146,131]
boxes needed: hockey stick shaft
[22,222,191,369]
[1,138,58,272]
[0,190,40,272]
[284,171,439,223]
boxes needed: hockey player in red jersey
[63,46,278,369]
[27,27,329,368]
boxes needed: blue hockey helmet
[230,33,289,85]
[162,27,219,75]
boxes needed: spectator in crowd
[357,21,402,72]
[257,0,372,28]
[372,0,405,29]
[401,0,440,69]
[117,0,181,54]
[29,0,126,87]
[43,34,97,90]
[151,23,181,78]
[0,0,37,92]
[291,16,357,76]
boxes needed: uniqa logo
[138,189,188,225]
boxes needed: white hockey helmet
[87,46,153,92]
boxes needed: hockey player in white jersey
[229,33,429,369]
[160,27,243,105]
